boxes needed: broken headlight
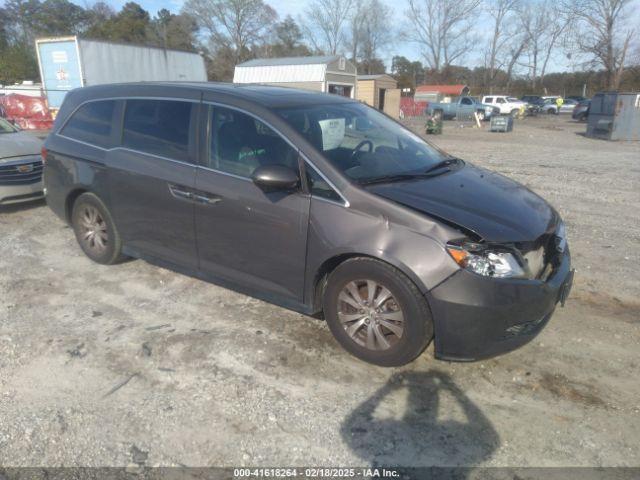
[446,242,526,279]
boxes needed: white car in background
[481,95,527,117]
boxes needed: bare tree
[348,0,393,71]
[405,0,481,72]
[183,0,277,65]
[518,0,567,90]
[562,0,636,89]
[483,0,522,92]
[300,0,355,55]
[347,0,367,61]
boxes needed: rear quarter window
[60,100,116,148]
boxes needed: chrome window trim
[54,134,198,168]
[55,95,350,207]
[57,96,200,133]
[202,100,301,159]
[304,160,349,208]
[195,164,252,183]
[203,100,349,207]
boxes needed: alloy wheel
[337,279,404,351]
[78,205,108,254]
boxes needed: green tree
[149,9,199,51]
[0,43,39,84]
[32,0,88,36]
[391,55,424,90]
[86,2,151,44]
[271,15,311,57]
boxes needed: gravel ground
[0,116,638,468]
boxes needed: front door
[194,105,310,303]
[108,98,200,269]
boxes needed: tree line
[1,0,638,95]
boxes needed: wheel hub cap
[337,279,404,351]
[79,206,108,253]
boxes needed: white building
[233,55,357,98]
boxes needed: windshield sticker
[318,118,345,151]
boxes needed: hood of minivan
[365,163,558,243]
[0,131,43,160]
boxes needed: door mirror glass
[252,164,300,191]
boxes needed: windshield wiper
[358,158,463,186]
[423,157,462,174]
[358,173,426,185]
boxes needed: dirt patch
[538,372,608,409]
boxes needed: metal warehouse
[233,55,357,98]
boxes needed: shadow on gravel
[0,198,46,214]
[341,370,499,469]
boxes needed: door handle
[168,184,193,201]
[193,194,221,205]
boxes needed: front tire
[323,258,434,367]
[71,192,126,265]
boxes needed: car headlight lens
[447,243,526,278]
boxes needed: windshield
[0,117,18,134]
[276,103,450,182]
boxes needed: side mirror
[251,164,300,192]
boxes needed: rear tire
[510,109,519,118]
[323,257,434,367]
[71,192,126,265]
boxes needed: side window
[497,97,506,104]
[122,99,194,162]
[461,98,472,105]
[485,97,494,103]
[306,164,342,203]
[209,106,299,178]
[60,100,116,148]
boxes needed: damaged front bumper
[427,248,573,361]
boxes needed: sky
[68,0,445,68]
[52,0,640,74]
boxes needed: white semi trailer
[36,36,207,111]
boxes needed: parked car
[426,96,498,121]
[521,95,542,104]
[572,99,590,121]
[559,98,579,113]
[538,97,576,114]
[520,96,544,115]
[44,83,573,366]
[0,117,44,205]
[481,95,526,117]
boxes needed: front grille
[0,158,43,186]
[501,312,552,339]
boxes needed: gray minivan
[43,83,573,366]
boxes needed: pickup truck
[425,96,498,121]
[482,95,527,116]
